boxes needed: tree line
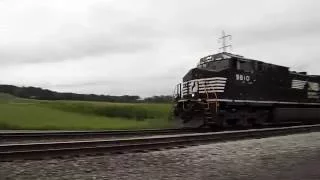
[0,85,173,103]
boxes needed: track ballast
[1,124,320,161]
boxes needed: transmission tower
[218,31,232,52]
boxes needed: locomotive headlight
[191,93,195,97]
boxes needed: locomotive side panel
[274,108,320,122]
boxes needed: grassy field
[0,93,174,130]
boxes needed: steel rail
[1,124,319,161]
[0,128,199,143]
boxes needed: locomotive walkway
[1,124,320,161]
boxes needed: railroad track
[1,124,319,161]
[0,122,304,143]
[0,128,200,143]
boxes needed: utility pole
[219,31,232,53]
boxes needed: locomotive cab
[173,52,241,128]
[177,52,243,100]
[197,54,234,71]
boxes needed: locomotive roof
[198,52,319,77]
[198,52,287,68]
[200,52,243,61]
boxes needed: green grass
[41,101,171,120]
[0,93,16,100]
[0,93,20,103]
[0,93,174,130]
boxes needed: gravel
[1,132,320,180]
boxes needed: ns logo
[190,81,198,93]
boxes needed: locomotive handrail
[204,80,209,106]
[173,83,182,100]
[179,83,182,98]
[204,80,219,113]
[187,81,190,96]
[213,90,219,113]
[204,80,211,111]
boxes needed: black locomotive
[173,52,320,128]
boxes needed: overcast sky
[0,0,319,97]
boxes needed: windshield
[197,59,230,71]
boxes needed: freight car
[173,52,320,128]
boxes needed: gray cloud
[43,66,185,97]
[0,35,154,64]
[0,2,164,65]
[1,0,320,96]
[235,18,320,47]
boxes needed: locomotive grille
[182,77,227,95]
[291,79,307,89]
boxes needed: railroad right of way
[1,124,319,162]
